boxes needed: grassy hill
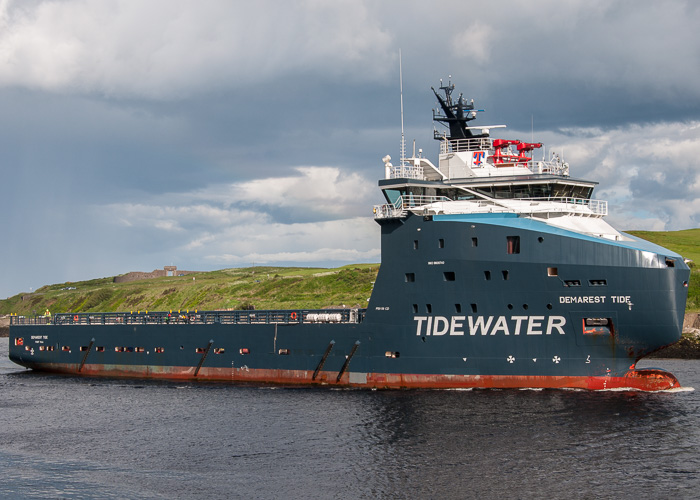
[1,229,698,316]
[0,265,379,316]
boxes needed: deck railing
[438,137,493,153]
[374,195,607,218]
[374,195,451,219]
[10,308,367,326]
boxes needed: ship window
[564,280,581,287]
[471,303,478,313]
[195,347,206,353]
[136,347,145,353]
[25,346,30,351]
[548,267,558,277]
[39,345,45,351]
[385,351,400,358]
[47,346,54,351]
[538,237,544,243]
[125,347,133,352]
[155,347,165,353]
[96,346,105,352]
[665,258,675,268]
[412,304,418,313]
[472,237,478,247]
[240,348,250,355]
[484,270,491,280]
[507,304,513,310]
[114,346,123,352]
[278,349,290,355]
[80,346,89,352]
[413,240,419,250]
[583,318,614,336]
[502,270,509,280]
[62,346,70,351]
[214,348,225,354]
[588,279,607,286]
[523,304,529,310]
[405,273,415,283]
[443,271,455,281]
[384,189,401,205]
[506,236,520,254]
[547,304,553,310]
[14,338,23,346]
[426,304,432,313]
[455,304,462,313]
[438,238,445,248]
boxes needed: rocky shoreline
[2,313,700,359]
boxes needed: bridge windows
[443,271,456,281]
[413,240,419,250]
[472,237,478,247]
[438,238,445,248]
[405,272,415,282]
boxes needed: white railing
[522,197,607,216]
[439,137,493,153]
[390,163,424,179]
[373,195,451,219]
[374,195,607,219]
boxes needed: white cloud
[99,166,380,268]
[451,23,495,64]
[519,120,700,230]
[0,0,393,98]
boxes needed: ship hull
[8,213,690,391]
[5,360,681,391]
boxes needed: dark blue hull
[9,213,690,390]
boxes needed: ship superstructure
[9,81,690,390]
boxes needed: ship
[9,80,691,390]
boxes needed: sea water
[0,338,698,499]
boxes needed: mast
[399,50,406,166]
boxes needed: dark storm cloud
[1,0,699,298]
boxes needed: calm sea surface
[0,338,698,499]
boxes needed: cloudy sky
[1,0,699,298]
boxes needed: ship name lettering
[414,315,566,336]
[611,296,631,304]
[559,295,606,304]
[427,261,445,266]
[31,335,48,340]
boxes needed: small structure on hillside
[114,266,197,283]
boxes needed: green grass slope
[0,265,379,316]
[627,228,700,312]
